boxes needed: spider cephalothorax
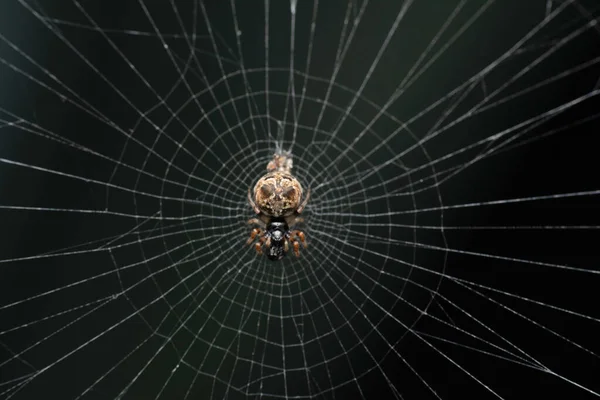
[248,218,302,261]
[246,215,307,260]
[246,152,310,260]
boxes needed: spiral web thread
[0,0,599,399]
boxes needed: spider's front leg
[290,230,307,248]
[288,229,307,258]
[246,218,265,243]
[246,227,262,245]
[247,218,268,256]
[255,236,266,255]
[292,240,301,257]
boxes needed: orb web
[0,1,599,399]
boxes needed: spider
[246,169,310,261]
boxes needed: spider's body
[246,153,310,260]
[251,171,303,218]
[263,218,289,261]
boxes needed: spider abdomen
[253,171,303,217]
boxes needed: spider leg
[296,188,310,214]
[246,228,262,245]
[247,218,264,226]
[248,186,261,214]
[254,236,267,255]
[285,215,303,227]
[291,230,307,248]
[284,239,289,253]
[292,240,301,257]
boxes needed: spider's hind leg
[248,186,261,214]
[296,188,310,214]
[247,218,264,226]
